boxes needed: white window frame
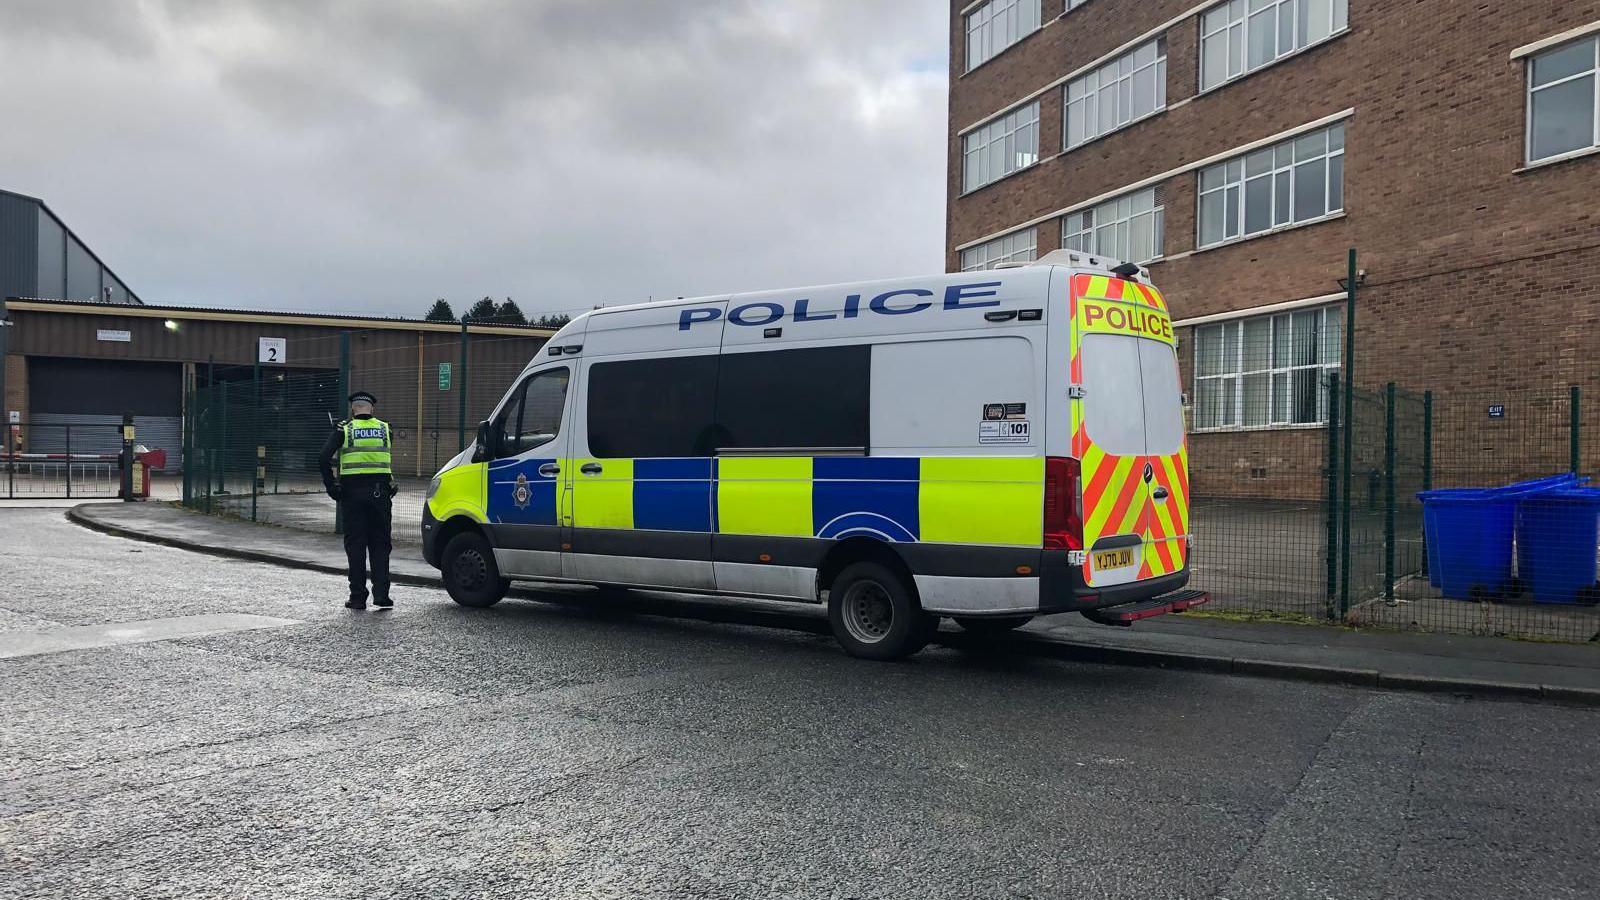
[963,101,1041,193]
[1061,187,1165,264]
[1196,122,1344,249]
[1199,0,1348,92]
[1525,36,1600,165]
[1064,39,1167,151]
[961,228,1038,271]
[966,0,1042,72]
[1191,305,1342,432]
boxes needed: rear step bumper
[1081,589,1210,626]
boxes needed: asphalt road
[3,509,1598,900]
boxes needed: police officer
[319,391,398,610]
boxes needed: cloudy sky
[1,0,949,319]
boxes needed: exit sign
[438,362,452,391]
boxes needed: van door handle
[580,463,603,475]
[1151,487,1170,501]
[537,463,560,477]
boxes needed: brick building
[947,0,1600,495]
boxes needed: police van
[422,249,1206,659]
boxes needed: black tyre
[442,531,510,608]
[827,561,935,661]
[954,615,1033,634]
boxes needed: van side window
[716,346,869,450]
[588,355,719,458]
[495,366,569,458]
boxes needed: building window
[966,0,1041,71]
[1065,0,1092,11]
[961,228,1037,271]
[963,102,1040,192]
[1197,122,1344,248]
[1200,0,1348,91]
[1062,187,1165,263]
[1065,39,1167,150]
[1527,36,1599,164]
[1193,305,1342,430]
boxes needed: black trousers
[340,484,392,601]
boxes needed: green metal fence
[183,327,535,534]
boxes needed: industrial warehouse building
[1,189,551,484]
[947,1,1600,496]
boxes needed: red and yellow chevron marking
[1080,446,1191,584]
[1069,271,1187,585]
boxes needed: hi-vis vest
[338,417,393,476]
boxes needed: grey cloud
[0,0,948,317]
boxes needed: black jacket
[318,414,396,497]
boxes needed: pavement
[5,506,1600,898]
[70,501,1600,706]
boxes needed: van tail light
[1044,456,1083,551]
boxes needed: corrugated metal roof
[4,296,556,337]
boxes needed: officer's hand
[387,482,399,498]
[326,484,342,501]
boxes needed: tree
[464,296,498,322]
[536,313,572,328]
[423,299,456,322]
[494,297,528,325]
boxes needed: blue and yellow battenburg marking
[484,455,1045,547]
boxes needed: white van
[422,250,1206,659]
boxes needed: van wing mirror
[473,420,493,462]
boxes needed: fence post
[182,387,193,507]
[219,381,230,496]
[1339,248,1357,618]
[203,389,214,513]
[1326,371,1341,618]
[1421,390,1432,577]
[204,356,214,505]
[251,359,260,522]
[65,424,72,499]
[458,318,469,452]
[1384,382,1396,604]
[336,332,350,536]
[120,412,135,501]
[1571,385,1582,475]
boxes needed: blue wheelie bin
[1418,474,1586,599]
[1515,487,1600,604]
[1419,489,1519,599]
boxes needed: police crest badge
[513,472,532,510]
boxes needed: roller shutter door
[28,358,184,471]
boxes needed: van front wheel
[442,531,510,608]
[827,562,935,661]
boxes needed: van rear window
[1082,334,1147,457]
[1081,333,1184,457]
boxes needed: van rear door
[1070,274,1188,588]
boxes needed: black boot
[345,598,367,610]
[373,596,393,609]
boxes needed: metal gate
[2,422,126,498]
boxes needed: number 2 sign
[258,337,287,364]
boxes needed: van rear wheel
[954,615,1033,634]
[442,531,510,608]
[827,562,935,661]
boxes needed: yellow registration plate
[1093,548,1135,570]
